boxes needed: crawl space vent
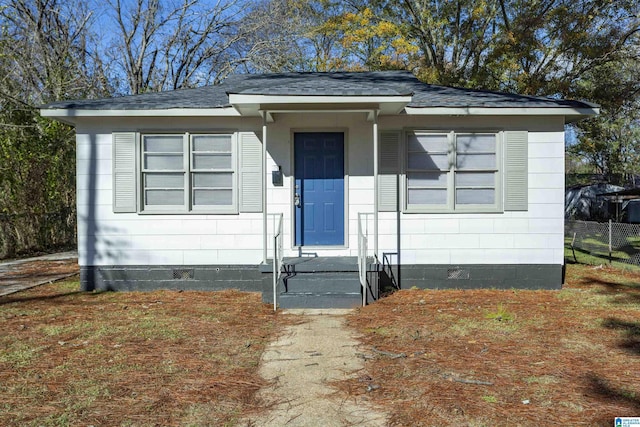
[447,268,470,280]
[172,269,194,280]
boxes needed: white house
[41,71,598,307]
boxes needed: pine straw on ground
[342,263,640,427]
[0,281,286,426]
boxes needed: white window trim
[403,130,503,214]
[139,131,239,214]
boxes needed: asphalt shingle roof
[42,71,597,110]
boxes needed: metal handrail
[270,213,284,311]
[357,213,373,306]
[382,252,399,290]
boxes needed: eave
[40,101,599,126]
[405,106,600,123]
[40,107,242,125]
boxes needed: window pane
[143,135,183,152]
[145,189,184,205]
[456,134,495,153]
[193,172,233,188]
[456,153,496,169]
[193,189,233,206]
[408,153,449,170]
[456,188,495,204]
[193,153,232,170]
[145,173,184,188]
[408,188,447,205]
[455,172,495,187]
[408,134,448,152]
[145,154,183,170]
[192,135,231,152]
[408,172,448,187]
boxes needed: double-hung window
[405,131,501,212]
[406,133,450,208]
[141,133,237,213]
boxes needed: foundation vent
[173,269,194,280]
[447,268,470,280]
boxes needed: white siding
[75,114,566,267]
[375,115,566,265]
[76,117,266,266]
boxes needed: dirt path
[242,309,388,427]
[0,251,78,296]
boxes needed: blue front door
[294,133,345,246]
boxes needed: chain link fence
[0,208,76,260]
[565,220,640,267]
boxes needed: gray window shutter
[112,132,137,213]
[378,130,401,212]
[239,132,263,213]
[504,131,528,211]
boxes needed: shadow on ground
[585,373,640,426]
[0,290,84,306]
[602,317,640,355]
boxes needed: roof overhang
[405,106,600,123]
[40,100,599,125]
[40,107,242,125]
[228,94,412,118]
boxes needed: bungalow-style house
[41,71,598,308]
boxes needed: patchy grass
[484,302,515,322]
[343,263,640,426]
[565,237,640,272]
[0,280,286,427]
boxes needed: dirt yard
[1,260,639,426]
[0,280,286,426]
[341,263,640,426]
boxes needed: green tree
[303,0,639,93]
[0,0,109,256]
[289,0,640,182]
[569,59,640,185]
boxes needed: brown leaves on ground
[3,261,639,426]
[0,282,284,426]
[344,264,640,427]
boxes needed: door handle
[294,193,301,207]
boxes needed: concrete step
[278,271,362,308]
[284,272,361,293]
[282,256,359,273]
[261,256,366,308]
[277,292,363,309]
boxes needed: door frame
[290,128,349,249]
